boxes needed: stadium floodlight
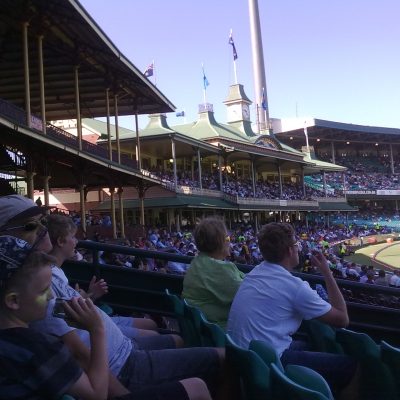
[303,120,310,156]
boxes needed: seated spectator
[389,270,400,287]
[227,222,358,398]
[0,195,229,400]
[0,235,214,400]
[46,214,164,340]
[183,217,245,330]
[0,235,110,399]
[375,269,389,286]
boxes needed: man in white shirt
[227,222,358,398]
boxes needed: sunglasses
[1,217,47,232]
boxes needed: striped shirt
[0,327,82,399]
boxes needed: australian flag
[202,65,209,90]
[144,62,154,77]
[229,32,238,60]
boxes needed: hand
[74,283,88,298]
[88,276,109,301]
[310,251,330,275]
[63,297,104,332]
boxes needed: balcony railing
[0,98,138,171]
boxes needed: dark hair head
[193,217,228,255]
[257,222,295,263]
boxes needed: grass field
[346,242,400,270]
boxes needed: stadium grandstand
[2,1,400,399]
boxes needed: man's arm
[310,251,349,327]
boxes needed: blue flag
[176,111,185,117]
[261,87,267,111]
[228,32,238,60]
[202,65,209,90]
[144,62,154,77]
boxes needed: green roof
[172,110,251,142]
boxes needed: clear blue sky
[79,0,400,130]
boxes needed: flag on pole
[202,64,209,90]
[144,62,154,77]
[176,111,185,117]
[261,87,267,111]
[228,31,238,60]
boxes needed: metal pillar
[37,34,46,134]
[79,184,86,235]
[171,138,177,189]
[114,95,120,164]
[106,88,112,161]
[118,187,125,239]
[135,111,142,170]
[22,22,31,127]
[110,188,117,239]
[74,66,82,151]
[197,148,202,189]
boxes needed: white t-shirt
[227,261,331,355]
[33,266,132,376]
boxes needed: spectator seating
[225,335,271,400]
[249,339,284,371]
[336,329,397,400]
[270,363,333,400]
[380,341,400,396]
[302,320,344,354]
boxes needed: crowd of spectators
[146,168,338,199]
[313,155,400,192]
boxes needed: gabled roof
[173,110,251,142]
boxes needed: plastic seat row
[165,289,335,399]
[303,319,400,400]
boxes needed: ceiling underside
[0,0,175,121]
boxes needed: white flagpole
[231,29,238,84]
[202,62,207,104]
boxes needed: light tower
[248,0,271,134]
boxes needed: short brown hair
[257,222,295,263]
[193,217,228,254]
[46,214,77,246]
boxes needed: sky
[79,0,400,130]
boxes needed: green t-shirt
[182,253,245,330]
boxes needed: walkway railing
[0,97,138,170]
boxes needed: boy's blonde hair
[46,214,77,246]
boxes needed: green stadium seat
[165,289,198,346]
[302,319,343,354]
[225,337,271,400]
[182,300,204,347]
[249,339,284,371]
[381,340,400,396]
[270,363,331,400]
[285,365,334,400]
[200,318,226,347]
[336,329,397,400]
